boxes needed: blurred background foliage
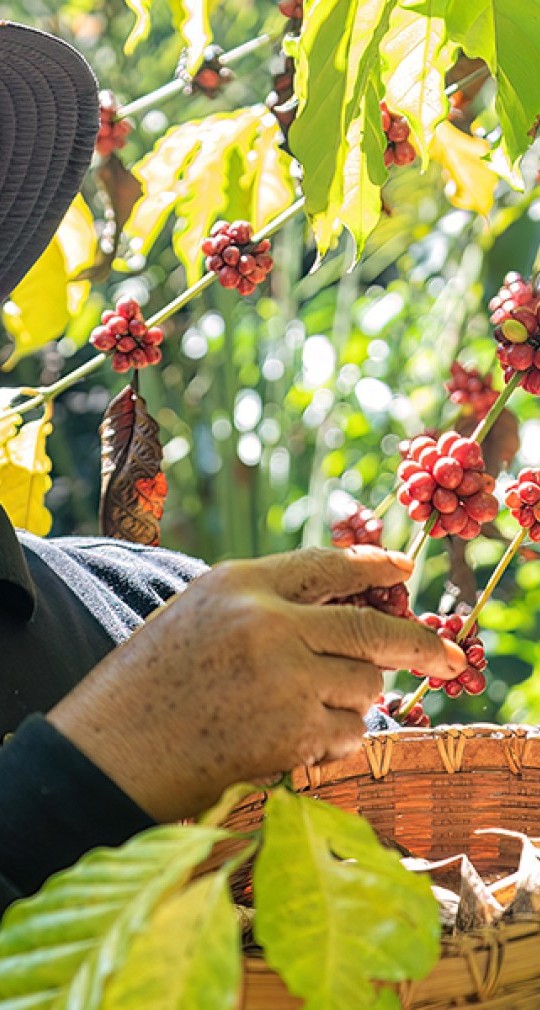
[3,0,540,724]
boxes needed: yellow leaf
[124,0,152,55]
[0,412,22,467]
[0,414,53,535]
[249,116,296,232]
[2,196,96,368]
[429,120,497,216]
[382,7,457,164]
[171,108,262,285]
[341,87,384,268]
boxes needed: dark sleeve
[0,715,154,917]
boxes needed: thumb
[249,545,413,604]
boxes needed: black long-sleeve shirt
[0,507,394,916]
[0,505,206,915]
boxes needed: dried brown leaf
[99,384,166,546]
[78,154,142,283]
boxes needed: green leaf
[100,870,241,1010]
[289,0,398,260]
[254,789,440,1010]
[408,0,540,163]
[381,5,457,163]
[341,80,385,268]
[200,782,258,827]
[0,824,226,1008]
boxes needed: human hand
[47,546,466,821]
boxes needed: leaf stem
[118,33,274,119]
[3,198,306,421]
[407,513,437,561]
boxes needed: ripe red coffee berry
[331,503,384,548]
[91,296,164,372]
[450,438,484,470]
[432,457,464,490]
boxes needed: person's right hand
[47,545,466,822]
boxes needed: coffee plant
[1,0,540,1006]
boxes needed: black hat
[0,22,98,301]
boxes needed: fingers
[245,545,414,604]
[311,656,383,714]
[315,707,368,764]
[295,603,467,679]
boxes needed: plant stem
[407,513,437,561]
[373,489,396,519]
[458,527,527,641]
[472,369,521,444]
[3,198,307,421]
[399,527,528,720]
[118,33,274,119]
[444,66,490,98]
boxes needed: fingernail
[386,550,414,572]
[441,638,467,673]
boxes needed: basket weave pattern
[227,724,540,1009]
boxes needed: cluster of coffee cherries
[412,613,487,697]
[95,90,132,157]
[330,502,383,548]
[333,582,411,620]
[90,297,163,373]
[505,468,540,543]
[202,221,273,296]
[176,45,233,99]
[490,273,540,394]
[278,0,303,19]
[446,362,498,421]
[398,432,498,539]
[380,101,416,167]
[266,53,297,138]
[375,691,431,728]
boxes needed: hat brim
[0,23,98,301]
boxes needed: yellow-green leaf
[124,0,219,67]
[2,196,96,368]
[124,0,152,55]
[289,0,398,261]
[255,789,440,1010]
[0,824,226,1008]
[101,870,241,1010]
[0,413,53,536]
[341,81,385,267]
[381,6,457,164]
[429,119,496,215]
[248,116,296,232]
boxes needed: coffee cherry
[202,220,273,295]
[490,273,540,394]
[380,101,417,167]
[176,45,233,99]
[278,0,303,18]
[89,296,164,372]
[505,468,540,533]
[446,362,498,420]
[331,502,384,548]
[375,691,431,727]
[398,432,496,540]
[412,613,488,698]
[95,91,132,157]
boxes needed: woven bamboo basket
[223,723,540,1009]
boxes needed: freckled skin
[48,546,465,822]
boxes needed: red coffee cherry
[380,101,417,167]
[330,502,383,548]
[90,296,163,373]
[202,221,273,295]
[411,613,487,697]
[95,90,132,157]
